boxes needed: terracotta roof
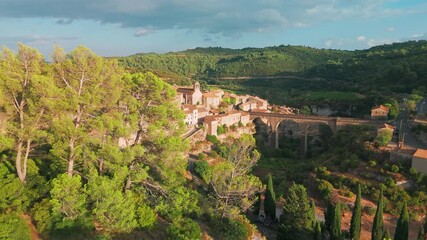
[204,115,219,123]
[379,123,395,130]
[413,148,427,159]
[177,88,195,94]
[371,105,389,111]
[196,106,209,113]
[203,92,222,98]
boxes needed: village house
[412,148,427,175]
[203,111,250,136]
[238,100,258,111]
[371,105,389,120]
[202,91,222,109]
[182,104,198,126]
[176,82,203,105]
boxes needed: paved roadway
[396,109,427,149]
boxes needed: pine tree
[371,188,384,240]
[383,227,392,240]
[309,199,317,229]
[350,184,362,240]
[325,201,335,233]
[265,173,276,220]
[314,221,322,240]
[331,202,341,240]
[394,202,409,240]
[416,226,424,240]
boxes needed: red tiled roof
[371,105,389,111]
[413,148,427,159]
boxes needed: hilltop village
[175,82,294,136]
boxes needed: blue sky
[0,0,426,57]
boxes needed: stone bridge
[249,111,385,149]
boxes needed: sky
[0,0,426,57]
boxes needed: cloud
[386,27,395,32]
[0,35,77,46]
[0,0,421,38]
[134,27,156,37]
[56,19,73,25]
[357,35,366,42]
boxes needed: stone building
[412,148,427,175]
[176,82,203,105]
[371,105,389,120]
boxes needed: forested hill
[116,45,353,80]
[117,40,427,93]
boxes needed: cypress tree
[383,227,392,240]
[325,201,335,233]
[331,202,341,240]
[371,188,384,240]
[394,202,409,240]
[265,173,276,220]
[314,221,322,240]
[309,199,317,228]
[350,184,362,240]
[416,226,425,240]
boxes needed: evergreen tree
[416,226,424,240]
[314,221,322,240]
[331,202,341,240]
[278,183,314,239]
[325,201,335,233]
[265,173,276,220]
[350,184,362,240]
[383,227,392,240]
[371,188,384,240]
[394,202,409,240]
[309,199,317,229]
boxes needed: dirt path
[21,214,42,240]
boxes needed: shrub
[390,165,400,173]
[194,161,212,182]
[317,179,334,200]
[167,218,201,240]
[206,135,219,144]
[217,124,227,135]
[368,160,377,168]
[0,213,31,240]
[198,153,207,161]
[212,217,248,240]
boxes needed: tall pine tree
[265,173,276,220]
[309,199,317,229]
[314,221,322,240]
[350,184,362,240]
[383,227,392,240]
[325,201,335,233]
[371,187,384,240]
[331,202,341,240]
[394,202,409,240]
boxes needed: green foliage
[278,183,314,240]
[372,188,384,240]
[217,124,227,135]
[166,218,201,240]
[0,162,28,211]
[210,134,262,217]
[135,203,157,229]
[314,221,322,240]
[265,173,276,220]
[212,217,248,240]
[317,179,334,200]
[0,213,30,240]
[417,225,425,240]
[383,228,392,240]
[206,134,219,144]
[350,185,362,240]
[375,128,393,147]
[194,160,212,183]
[50,174,87,223]
[394,202,409,240]
[87,175,138,233]
[331,202,342,240]
[31,198,54,234]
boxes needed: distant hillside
[116,45,353,81]
[117,41,427,95]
